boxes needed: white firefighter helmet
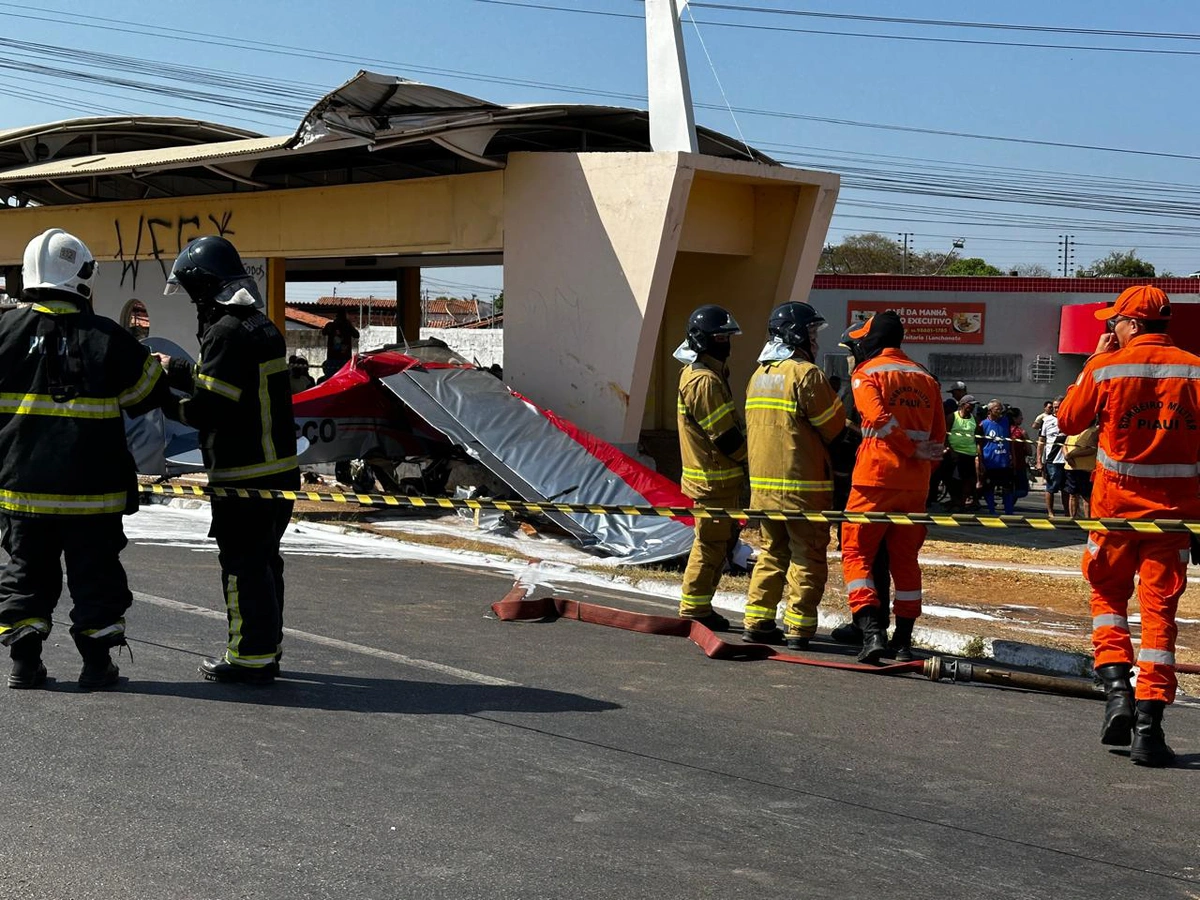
[22,228,96,301]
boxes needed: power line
[476,0,1200,58]
[689,4,1200,43]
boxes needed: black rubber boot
[199,657,278,685]
[1095,663,1134,747]
[855,608,887,665]
[887,617,916,663]
[1130,700,1175,767]
[784,633,809,651]
[7,635,46,690]
[74,635,120,692]
[78,652,119,692]
[830,621,862,645]
[689,611,730,632]
[741,625,785,646]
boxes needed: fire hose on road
[490,586,1108,699]
[141,483,1200,680]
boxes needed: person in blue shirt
[975,399,1016,515]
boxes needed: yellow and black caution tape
[137,483,1200,534]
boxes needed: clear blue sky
[3,0,1200,299]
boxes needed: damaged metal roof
[0,70,776,205]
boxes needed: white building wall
[92,257,267,356]
[418,327,504,368]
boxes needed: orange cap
[1094,285,1171,321]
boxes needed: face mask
[672,340,698,364]
[758,338,795,363]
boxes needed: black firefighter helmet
[685,304,741,354]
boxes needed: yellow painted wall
[647,180,832,432]
[0,171,505,265]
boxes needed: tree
[1012,263,1053,277]
[941,257,1003,277]
[492,290,504,314]
[819,233,1004,275]
[819,233,905,274]
[1076,250,1156,278]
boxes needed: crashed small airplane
[129,340,697,565]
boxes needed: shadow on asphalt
[120,672,622,715]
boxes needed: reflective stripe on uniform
[30,300,81,315]
[225,653,277,668]
[0,489,126,515]
[905,430,930,441]
[258,358,288,463]
[749,476,833,492]
[209,455,299,483]
[698,401,736,430]
[866,362,929,375]
[118,356,163,408]
[1138,648,1176,665]
[226,573,243,657]
[682,465,743,484]
[862,417,899,439]
[1097,448,1200,479]
[809,402,841,427]
[745,397,798,413]
[1092,363,1200,383]
[0,392,120,419]
[783,610,818,628]
[1087,537,1100,556]
[846,578,875,593]
[0,618,50,636]
[1093,614,1129,630]
[196,372,243,402]
[80,620,126,640]
[895,589,923,601]
[680,592,714,608]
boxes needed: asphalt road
[0,508,1197,900]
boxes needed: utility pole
[897,232,914,274]
[1057,234,1076,277]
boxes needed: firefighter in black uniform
[0,228,171,690]
[156,236,299,684]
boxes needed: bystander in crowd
[1035,396,1069,516]
[1063,419,1099,518]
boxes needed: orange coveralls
[841,349,946,619]
[1058,334,1200,703]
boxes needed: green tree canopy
[819,232,906,274]
[1076,250,1156,278]
[819,233,1004,275]
[941,257,1003,276]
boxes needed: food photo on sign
[847,301,986,344]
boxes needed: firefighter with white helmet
[0,228,171,689]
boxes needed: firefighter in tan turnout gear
[743,302,847,648]
[675,305,747,631]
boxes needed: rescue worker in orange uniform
[743,302,846,649]
[839,312,945,663]
[675,305,747,630]
[1057,285,1200,767]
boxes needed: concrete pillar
[397,266,421,343]
[266,258,286,332]
[645,0,699,153]
[504,152,693,444]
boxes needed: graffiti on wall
[114,211,236,289]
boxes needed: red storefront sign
[847,301,986,344]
